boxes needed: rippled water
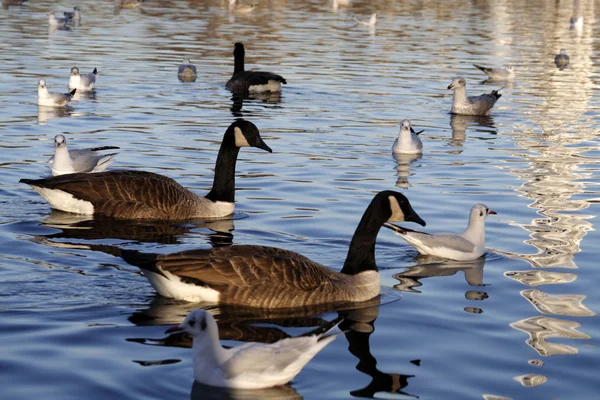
[1,0,599,398]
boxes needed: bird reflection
[449,114,496,147]
[339,306,417,398]
[393,257,487,300]
[191,381,302,400]
[392,152,422,189]
[36,210,235,246]
[230,92,283,117]
[72,90,97,102]
[37,105,73,125]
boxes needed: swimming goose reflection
[36,210,235,245]
[230,92,283,116]
[449,114,496,147]
[339,306,417,399]
[392,152,422,189]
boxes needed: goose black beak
[405,209,426,227]
[256,139,272,153]
[165,325,183,334]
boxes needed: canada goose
[447,77,501,116]
[63,6,81,22]
[89,191,425,306]
[166,309,342,389]
[226,43,287,94]
[392,120,423,155]
[384,204,496,261]
[178,58,197,81]
[20,120,272,219]
[48,134,120,176]
[69,67,97,91]
[37,79,76,107]
[554,49,570,70]
[473,64,515,81]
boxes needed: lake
[0,0,599,398]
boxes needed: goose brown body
[20,120,272,220]
[90,191,427,307]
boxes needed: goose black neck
[234,50,245,75]
[341,198,388,275]
[205,133,240,203]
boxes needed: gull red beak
[488,210,497,215]
[165,325,183,334]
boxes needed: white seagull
[38,79,76,107]
[384,204,496,261]
[354,13,377,28]
[48,134,120,176]
[447,77,501,116]
[166,309,342,389]
[69,67,97,91]
[392,120,423,154]
[48,11,69,27]
[473,64,515,81]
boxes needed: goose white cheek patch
[234,127,250,147]
[387,196,406,222]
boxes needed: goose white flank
[384,204,496,261]
[165,309,342,389]
[48,134,120,176]
[20,120,271,219]
[392,120,423,154]
[447,77,501,116]
[473,64,515,81]
[37,79,76,107]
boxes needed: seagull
[178,58,197,82]
[48,11,69,27]
[554,49,570,70]
[69,67,97,91]
[447,77,501,116]
[228,0,258,14]
[48,134,120,176]
[473,64,515,81]
[392,120,423,155]
[38,79,76,107]
[384,204,496,261]
[354,13,377,28]
[165,309,342,389]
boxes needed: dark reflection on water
[449,114,496,146]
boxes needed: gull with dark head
[165,309,341,389]
[69,67,97,91]
[48,134,120,176]
[385,204,496,261]
[447,77,501,116]
[554,49,570,70]
[38,79,76,107]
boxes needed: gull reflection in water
[510,316,590,356]
[37,105,74,125]
[449,114,496,147]
[392,152,422,189]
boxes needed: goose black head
[379,190,426,226]
[233,42,245,57]
[228,119,272,153]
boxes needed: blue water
[1,0,599,398]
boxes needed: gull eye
[188,319,195,327]
[479,211,484,217]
